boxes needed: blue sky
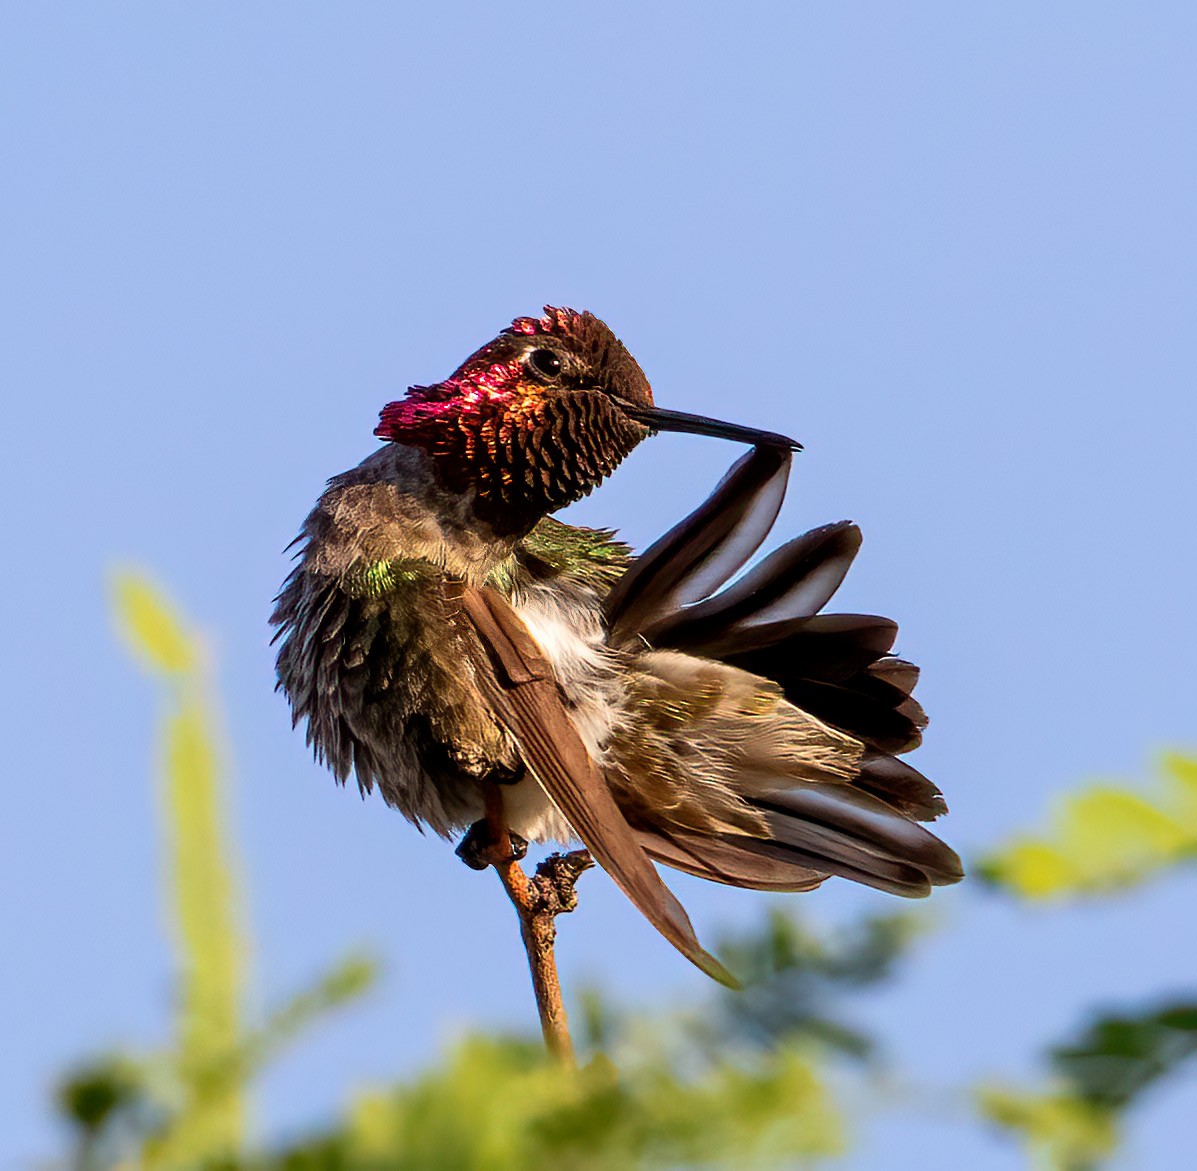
[2,3,1195,1167]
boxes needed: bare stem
[481,784,593,1064]
[489,856,571,1063]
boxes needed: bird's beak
[620,403,801,452]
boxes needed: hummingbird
[271,306,962,984]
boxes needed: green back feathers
[511,517,632,590]
[341,559,437,599]
[340,518,631,599]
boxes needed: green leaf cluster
[973,752,1197,1169]
[975,1002,1197,1171]
[977,1086,1116,1171]
[977,752,1197,899]
[264,1037,838,1171]
[1052,1002,1197,1111]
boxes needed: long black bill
[622,404,801,452]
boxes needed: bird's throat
[391,391,646,536]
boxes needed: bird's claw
[455,820,529,871]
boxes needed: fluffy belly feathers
[502,581,621,843]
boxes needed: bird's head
[375,306,798,533]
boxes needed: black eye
[526,348,563,380]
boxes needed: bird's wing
[604,444,791,645]
[455,582,736,988]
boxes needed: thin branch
[493,851,593,1065]
[482,782,592,1064]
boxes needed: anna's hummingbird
[271,306,961,983]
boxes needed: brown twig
[483,784,593,1064]
[493,851,593,1065]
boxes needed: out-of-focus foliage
[113,572,198,676]
[261,1036,839,1171]
[58,952,382,1170]
[243,954,378,1072]
[59,574,840,1171]
[113,568,248,1161]
[978,1086,1116,1171]
[1052,1001,1197,1112]
[974,750,1197,1169]
[57,574,378,1170]
[978,751,1197,899]
[704,907,921,1059]
[49,575,1197,1171]
[976,1000,1197,1171]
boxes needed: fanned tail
[635,769,961,898]
[605,448,961,901]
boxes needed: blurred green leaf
[1162,751,1197,820]
[59,575,387,1171]
[166,700,245,1084]
[978,1085,1116,1171]
[123,576,247,1166]
[979,751,1197,899]
[112,570,198,677]
[708,907,922,1059]
[1051,1001,1197,1111]
[238,955,379,1078]
[57,1057,145,1135]
[976,998,1197,1171]
[268,1035,840,1171]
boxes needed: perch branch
[493,850,593,1065]
[483,784,593,1065]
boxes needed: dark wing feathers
[605,445,957,900]
[605,446,791,645]
[644,522,862,647]
[868,656,920,695]
[709,613,899,679]
[775,677,926,755]
[635,828,826,893]
[456,583,738,988]
[611,458,937,786]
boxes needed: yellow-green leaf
[981,753,1197,900]
[984,841,1080,900]
[978,1085,1117,1171]
[159,698,246,1158]
[112,571,197,677]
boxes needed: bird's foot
[528,850,594,915]
[455,820,529,871]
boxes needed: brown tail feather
[636,827,826,893]
[856,752,947,822]
[636,773,962,900]
[752,781,962,886]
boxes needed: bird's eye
[525,348,563,380]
